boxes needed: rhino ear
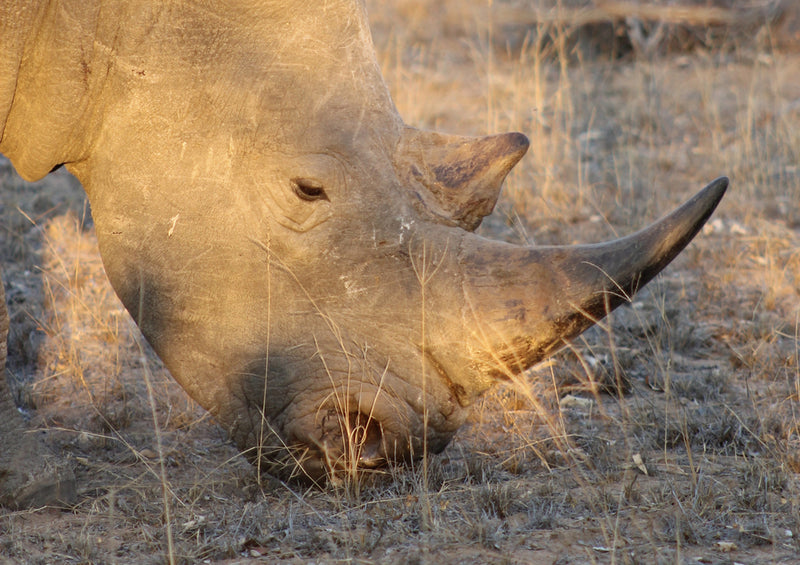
[398,128,529,231]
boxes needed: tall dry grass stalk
[138,337,176,565]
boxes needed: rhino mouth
[276,358,465,482]
[285,408,395,482]
[319,409,388,470]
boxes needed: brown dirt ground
[2,1,800,564]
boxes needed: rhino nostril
[347,412,384,468]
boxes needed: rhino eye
[292,178,328,202]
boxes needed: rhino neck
[0,1,46,146]
[0,1,107,181]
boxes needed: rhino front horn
[428,177,728,394]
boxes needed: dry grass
[2,0,800,563]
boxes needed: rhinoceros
[0,0,726,507]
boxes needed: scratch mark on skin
[339,274,366,297]
[168,214,179,237]
[206,146,214,174]
[398,218,414,245]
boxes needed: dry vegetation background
[2,1,800,563]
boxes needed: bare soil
[2,1,799,563]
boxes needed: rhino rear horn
[399,128,529,230]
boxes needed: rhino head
[0,1,726,480]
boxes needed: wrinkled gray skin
[0,0,727,506]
